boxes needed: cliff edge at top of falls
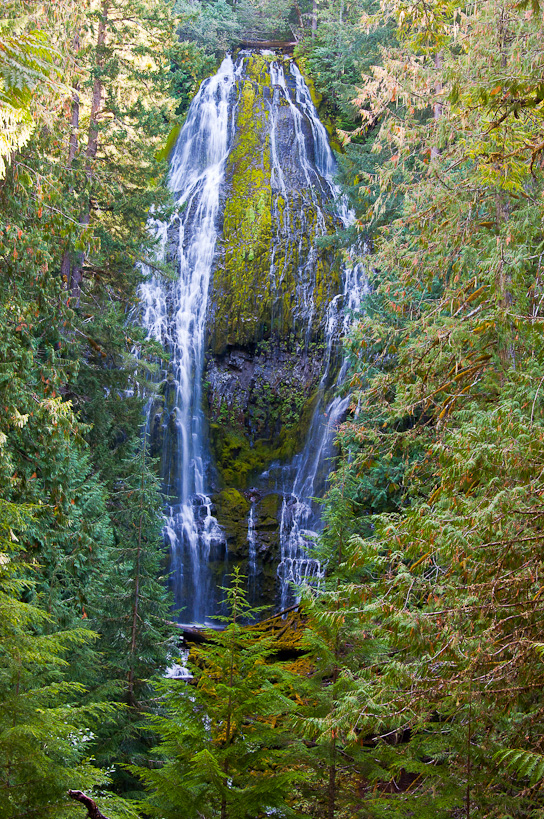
[204,52,346,491]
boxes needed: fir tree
[86,434,173,795]
[135,569,299,819]
[0,498,131,819]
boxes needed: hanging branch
[68,790,111,819]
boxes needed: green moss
[155,123,181,162]
[205,54,346,494]
[258,492,281,522]
[211,68,273,355]
[254,493,281,564]
[294,56,323,111]
[210,384,321,489]
[212,488,251,558]
[210,55,344,355]
[210,426,261,488]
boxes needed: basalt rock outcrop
[204,54,344,491]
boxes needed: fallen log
[256,603,301,626]
[167,604,303,646]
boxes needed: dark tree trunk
[70,1,109,301]
[127,438,147,707]
[61,33,80,290]
[430,51,443,161]
[327,739,336,819]
[68,790,110,819]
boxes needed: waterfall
[274,62,367,608]
[141,55,240,624]
[247,503,258,595]
[141,52,366,623]
[275,276,365,608]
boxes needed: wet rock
[254,492,281,563]
[212,488,251,558]
[207,53,343,357]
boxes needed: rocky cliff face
[209,55,342,355]
[205,53,344,489]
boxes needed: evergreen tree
[0,7,62,178]
[135,569,299,819]
[318,0,544,814]
[0,0,180,800]
[0,498,131,819]
[87,436,173,795]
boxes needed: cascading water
[271,61,367,607]
[276,259,367,608]
[247,503,258,594]
[141,52,365,623]
[141,56,241,624]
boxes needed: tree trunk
[68,81,80,165]
[70,1,109,301]
[127,436,146,707]
[86,1,109,168]
[430,51,443,161]
[293,0,304,29]
[327,738,336,819]
[61,32,80,291]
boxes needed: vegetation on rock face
[213,53,342,355]
[207,342,320,489]
[205,52,344,517]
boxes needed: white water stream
[140,56,241,623]
[268,60,367,607]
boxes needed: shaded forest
[2,0,544,817]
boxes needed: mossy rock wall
[206,340,323,489]
[201,53,347,609]
[208,53,343,355]
[205,53,344,493]
[211,488,283,609]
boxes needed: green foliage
[135,569,300,819]
[7,0,544,817]
[0,0,179,806]
[86,437,173,790]
[0,499,130,819]
[0,12,62,178]
[174,0,293,50]
[298,0,395,122]
[175,0,243,51]
[495,749,544,786]
[169,40,216,119]
[310,0,544,815]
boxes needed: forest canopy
[1,0,544,817]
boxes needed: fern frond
[494,749,544,785]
